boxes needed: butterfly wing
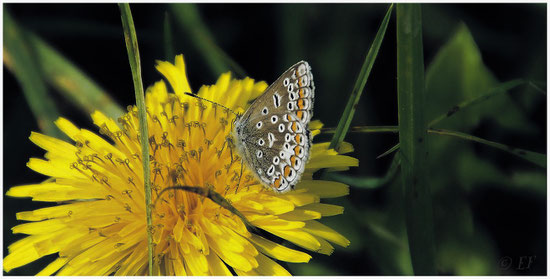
[234,61,315,193]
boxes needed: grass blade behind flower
[169,4,247,78]
[4,10,64,139]
[329,4,394,151]
[428,129,546,168]
[396,4,436,275]
[118,3,153,275]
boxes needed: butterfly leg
[234,157,244,194]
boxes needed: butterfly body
[233,61,315,193]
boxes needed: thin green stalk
[428,129,546,168]
[396,4,437,275]
[323,124,545,167]
[322,125,399,134]
[164,11,175,61]
[329,4,394,151]
[169,4,247,78]
[377,143,400,159]
[4,10,64,138]
[118,3,153,275]
[326,153,401,189]
[429,79,525,128]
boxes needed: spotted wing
[236,61,315,193]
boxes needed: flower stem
[396,4,437,275]
[118,3,154,275]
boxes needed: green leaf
[329,4,394,151]
[396,4,437,275]
[3,23,124,121]
[118,3,153,275]
[428,129,546,168]
[425,23,532,133]
[428,79,526,128]
[3,9,64,139]
[326,153,400,189]
[169,4,247,78]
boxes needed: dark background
[3,3,546,275]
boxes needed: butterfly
[232,61,315,193]
[185,61,315,193]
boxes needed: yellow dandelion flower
[4,55,358,276]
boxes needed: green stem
[396,4,437,275]
[322,125,399,134]
[428,129,546,168]
[118,3,153,275]
[3,10,64,139]
[329,4,394,151]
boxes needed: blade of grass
[32,33,124,120]
[323,124,545,167]
[163,11,175,61]
[322,125,399,134]
[429,79,526,128]
[429,129,546,168]
[169,4,247,78]
[377,143,400,159]
[329,4,394,151]
[4,31,124,121]
[4,10,64,139]
[326,153,401,189]
[118,3,153,275]
[528,80,546,95]
[396,4,436,275]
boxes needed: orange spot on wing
[294,134,302,144]
[297,99,304,109]
[294,146,302,155]
[284,165,291,177]
[299,89,305,98]
[296,111,303,119]
[290,155,297,167]
[273,176,281,189]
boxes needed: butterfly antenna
[184,92,239,116]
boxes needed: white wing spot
[273,93,281,108]
[258,138,265,146]
[271,115,278,124]
[268,133,275,148]
[283,78,290,87]
[256,150,263,158]
[278,123,285,133]
[262,107,269,115]
[267,165,275,176]
[256,121,263,129]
